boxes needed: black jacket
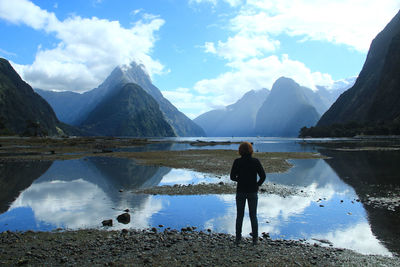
[230,155,266,193]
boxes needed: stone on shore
[102,219,113,227]
[117,213,130,224]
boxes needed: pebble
[0,228,399,266]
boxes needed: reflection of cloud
[159,169,219,185]
[112,195,163,230]
[312,222,392,256]
[10,179,164,230]
[209,193,316,236]
[11,179,114,229]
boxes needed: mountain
[317,11,400,129]
[37,62,205,137]
[194,89,269,137]
[315,77,356,114]
[80,83,175,137]
[34,89,86,125]
[0,58,74,136]
[255,77,320,137]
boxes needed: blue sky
[0,0,399,118]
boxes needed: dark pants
[235,192,258,239]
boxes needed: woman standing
[230,142,266,245]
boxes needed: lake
[0,137,399,257]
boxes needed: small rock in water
[124,209,129,212]
[159,225,164,228]
[119,189,124,193]
[319,205,324,207]
[117,213,130,224]
[102,219,113,227]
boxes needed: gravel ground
[133,182,308,197]
[1,229,399,266]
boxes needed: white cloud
[178,0,399,118]
[162,88,213,119]
[0,0,164,91]
[0,0,58,30]
[313,222,392,256]
[205,33,280,61]
[192,54,333,104]
[234,0,400,52]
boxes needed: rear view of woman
[230,142,266,245]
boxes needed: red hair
[238,142,253,156]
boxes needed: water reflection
[0,157,170,231]
[0,160,52,213]
[0,149,399,256]
[321,150,400,256]
[159,169,223,185]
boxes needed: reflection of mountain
[267,158,352,193]
[87,157,170,189]
[321,150,400,255]
[36,157,171,198]
[0,160,52,213]
[3,156,171,230]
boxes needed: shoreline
[1,229,399,266]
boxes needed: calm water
[0,138,399,257]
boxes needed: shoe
[252,238,258,245]
[235,236,241,245]
[252,235,258,245]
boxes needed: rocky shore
[1,229,399,266]
[134,181,308,197]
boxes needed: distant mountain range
[0,58,79,136]
[195,76,354,137]
[0,58,204,137]
[194,89,269,137]
[301,10,400,137]
[36,62,205,137]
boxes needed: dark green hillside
[80,83,176,137]
[0,58,65,136]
